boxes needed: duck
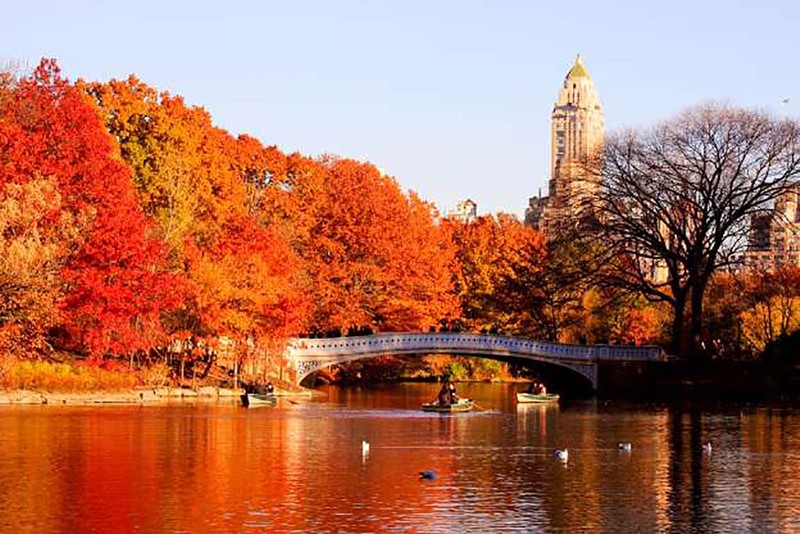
[702,441,712,453]
[618,442,632,452]
[361,440,370,455]
[554,449,569,462]
[419,470,436,480]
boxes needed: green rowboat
[240,393,278,408]
[421,398,475,413]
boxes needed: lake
[1,382,799,532]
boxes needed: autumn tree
[446,214,596,341]
[445,215,506,332]
[0,60,181,358]
[737,266,800,354]
[81,76,250,250]
[380,192,460,329]
[189,213,309,358]
[445,214,540,333]
[592,104,800,357]
[495,230,596,341]
[295,158,459,333]
[81,76,310,369]
[0,178,77,356]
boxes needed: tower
[526,55,605,234]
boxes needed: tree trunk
[690,278,709,359]
[671,294,686,358]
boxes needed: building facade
[447,199,478,223]
[526,55,605,235]
[743,185,800,268]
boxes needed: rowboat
[240,393,278,408]
[421,398,475,413]
[516,392,560,404]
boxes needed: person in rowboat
[448,381,458,404]
[438,381,452,406]
[266,381,274,395]
[436,379,459,406]
[526,381,547,395]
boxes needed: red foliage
[0,59,182,357]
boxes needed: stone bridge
[286,332,665,389]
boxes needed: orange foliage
[617,307,660,345]
[2,57,691,373]
[447,214,548,335]
[82,74,308,354]
[298,158,460,333]
[189,213,309,342]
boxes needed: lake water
[1,383,800,533]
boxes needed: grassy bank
[0,359,144,392]
[0,358,315,405]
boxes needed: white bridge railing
[287,332,664,362]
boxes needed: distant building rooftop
[447,199,477,223]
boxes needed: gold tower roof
[567,55,590,78]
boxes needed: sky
[6,1,800,218]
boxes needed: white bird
[554,448,569,462]
[618,442,632,452]
[361,440,370,455]
[702,441,712,453]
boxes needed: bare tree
[590,104,800,357]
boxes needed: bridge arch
[286,332,664,391]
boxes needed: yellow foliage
[0,360,139,392]
[0,177,87,356]
[741,296,800,353]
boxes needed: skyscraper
[526,55,605,234]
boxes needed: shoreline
[0,386,314,406]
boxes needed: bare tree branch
[588,104,800,357]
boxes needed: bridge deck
[287,332,664,362]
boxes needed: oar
[470,400,488,411]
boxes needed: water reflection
[0,386,799,532]
[516,402,557,440]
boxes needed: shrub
[139,362,171,387]
[443,362,469,381]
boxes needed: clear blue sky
[6,1,799,217]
